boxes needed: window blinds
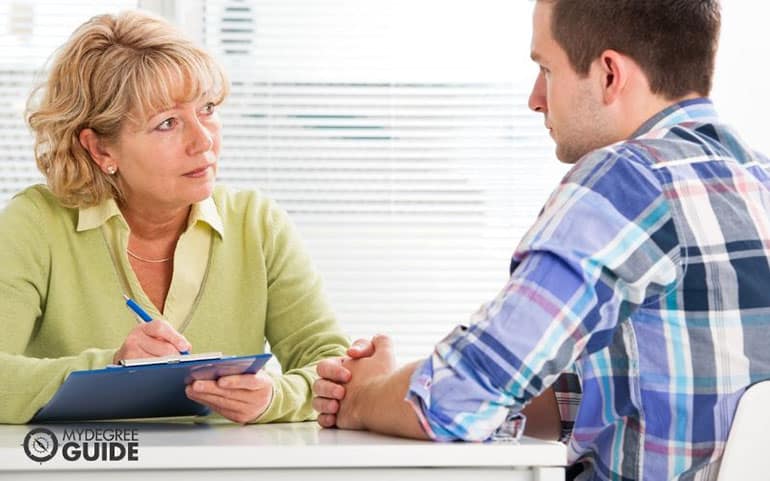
[0,0,568,363]
[0,1,139,201]
[199,0,568,361]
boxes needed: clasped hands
[113,319,273,424]
[311,334,397,429]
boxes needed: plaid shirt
[407,99,770,480]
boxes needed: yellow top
[77,197,223,327]
[0,185,349,424]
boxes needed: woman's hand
[113,319,192,363]
[185,371,274,424]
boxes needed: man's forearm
[348,359,561,442]
[355,360,430,440]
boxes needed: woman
[0,10,348,424]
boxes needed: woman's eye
[201,102,216,115]
[157,118,176,131]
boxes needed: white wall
[712,2,770,154]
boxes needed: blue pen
[122,294,189,355]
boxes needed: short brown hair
[543,0,720,99]
[26,10,229,208]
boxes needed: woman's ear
[79,128,118,175]
[596,49,628,105]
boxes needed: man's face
[528,1,613,163]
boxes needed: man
[312,1,770,479]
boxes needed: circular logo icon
[23,428,58,463]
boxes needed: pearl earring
[106,165,116,175]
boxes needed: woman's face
[111,97,221,212]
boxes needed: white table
[0,421,566,480]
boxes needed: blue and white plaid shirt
[407,98,770,480]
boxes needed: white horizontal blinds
[0,0,140,205]
[0,68,37,198]
[202,0,570,362]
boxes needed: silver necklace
[126,248,171,263]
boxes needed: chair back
[717,381,770,481]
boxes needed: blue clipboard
[31,353,272,423]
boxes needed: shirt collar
[77,196,224,239]
[77,197,124,232]
[630,97,720,139]
[188,196,224,238]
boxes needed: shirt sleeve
[0,190,117,424]
[255,198,349,423]
[406,149,682,441]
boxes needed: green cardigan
[0,185,349,424]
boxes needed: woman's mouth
[184,164,213,178]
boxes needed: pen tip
[122,294,129,301]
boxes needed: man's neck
[619,92,703,140]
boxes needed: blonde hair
[26,10,230,208]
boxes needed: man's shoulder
[577,131,700,172]
[568,118,770,188]
[565,142,660,191]
[626,119,768,170]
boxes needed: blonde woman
[0,10,348,424]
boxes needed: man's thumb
[371,333,394,354]
[348,338,375,358]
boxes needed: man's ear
[79,128,118,175]
[596,49,628,105]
